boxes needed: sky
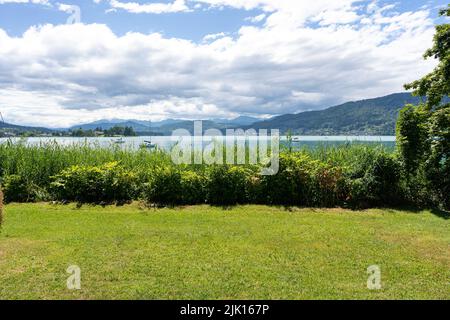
[0,0,448,128]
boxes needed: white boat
[112,137,125,144]
[143,120,157,149]
[143,140,157,149]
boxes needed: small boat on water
[143,140,157,149]
[112,137,126,144]
[142,120,157,149]
[292,137,301,142]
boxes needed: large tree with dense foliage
[397,5,450,209]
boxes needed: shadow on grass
[387,205,450,220]
[52,200,450,220]
[52,200,132,209]
[250,203,450,220]
[429,208,450,220]
[352,204,450,220]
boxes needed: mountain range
[0,93,430,136]
[69,116,262,134]
[247,92,424,135]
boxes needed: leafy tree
[105,126,124,136]
[396,105,430,174]
[398,5,450,209]
[71,128,85,137]
[426,107,450,208]
[404,5,450,110]
[123,126,136,137]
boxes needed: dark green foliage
[100,162,139,202]
[424,107,450,208]
[143,167,182,206]
[144,167,208,206]
[396,105,430,173]
[70,126,137,137]
[104,126,136,137]
[397,107,450,208]
[262,153,313,206]
[346,152,402,208]
[51,162,137,203]
[180,170,206,205]
[261,153,345,207]
[207,165,253,205]
[1,174,36,203]
[144,166,253,206]
[310,163,345,207]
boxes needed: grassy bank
[0,203,448,300]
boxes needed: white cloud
[0,1,440,127]
[0,0,50,5]
[245,13,266,23]
[57,3,73,12]
[0,88,233,127]
[96,0,191,14]
[202,32,227,42]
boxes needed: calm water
[0,136,396,150]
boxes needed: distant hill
[0,121,53,136]
[70,120,153,132]
[247,93,424,135]
[153,117,260,135]
[70,116,260,135]
[138,119,185,128]
[154,120,228,135]
[70,119,187,131]
[214,116,260,126]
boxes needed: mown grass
[0,203,448,300]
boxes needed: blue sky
[0,0,448,127]
[0,0,447,40]
[0,0,264,41]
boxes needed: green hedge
[143,167,182,206]
[0,143,446,209]
[51,162,137,203]
[0,189,3,227]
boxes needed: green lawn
[0,203,448,300]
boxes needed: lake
[0,136,397,151]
